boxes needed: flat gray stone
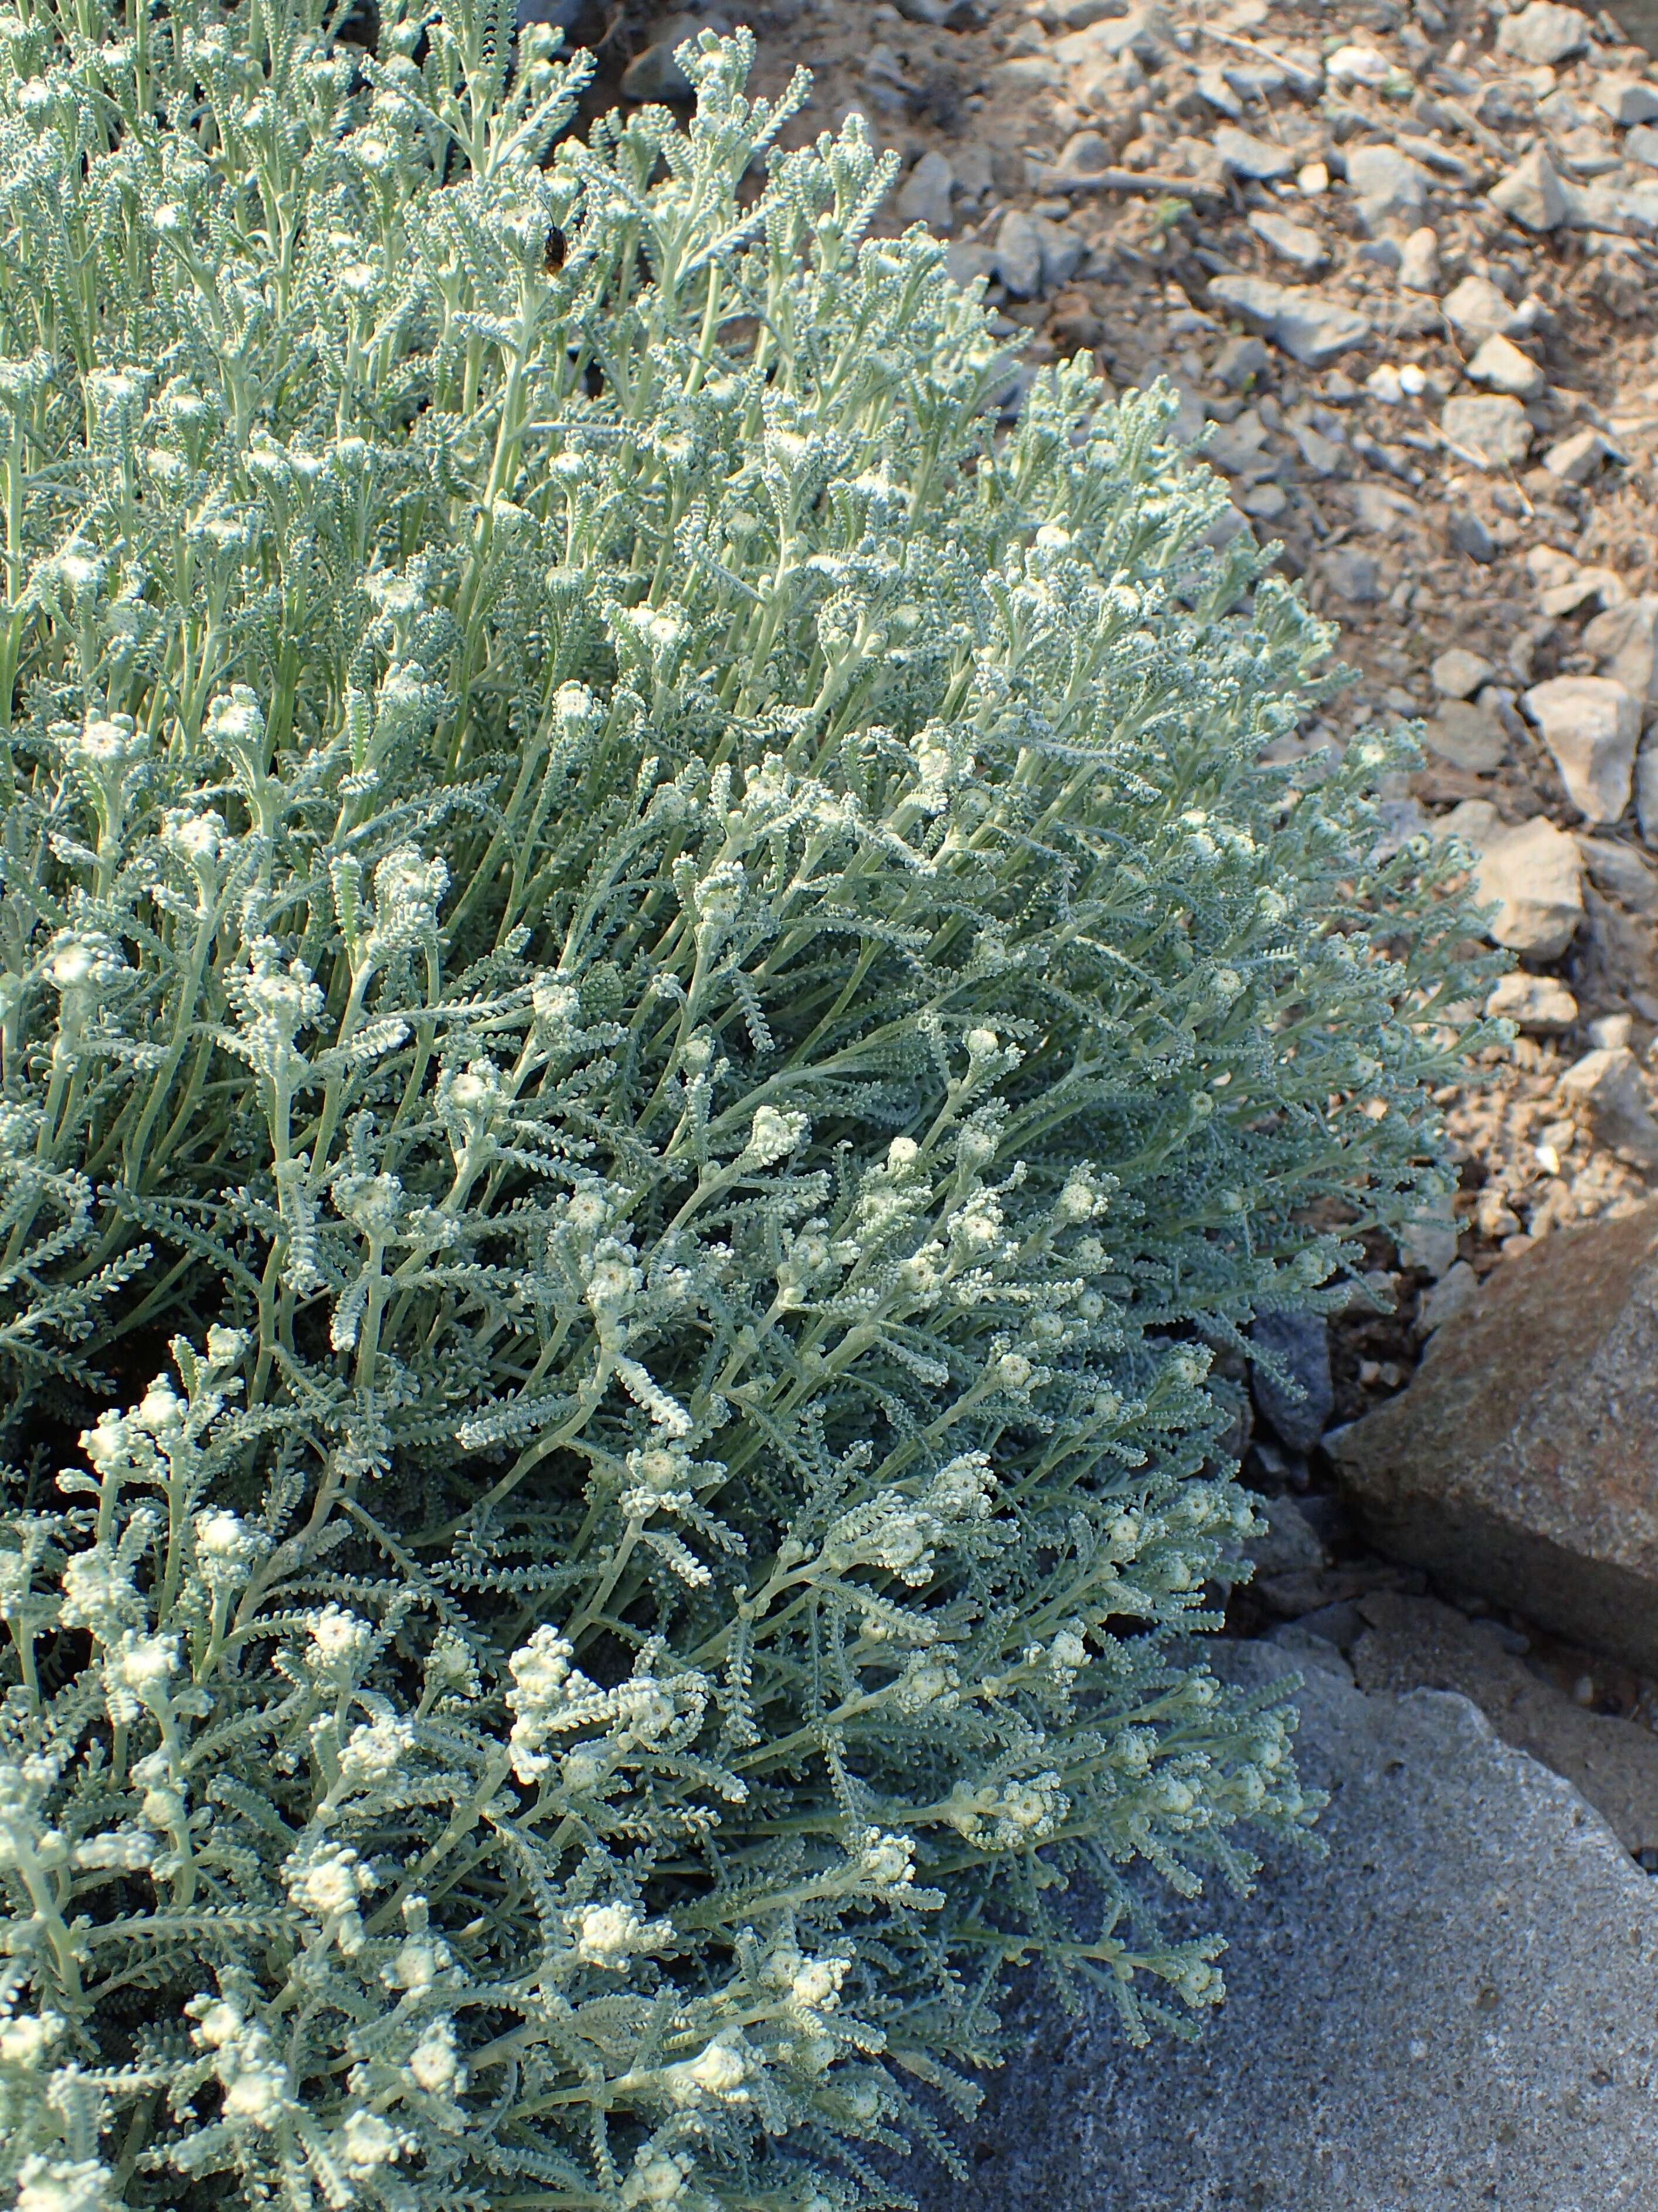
[1396,225,1439,291]
[1495,0,1594,64]
[1490,145,1569,231]
[1545,425,1620,483]
[1051,4,1174,70]
[1246,208,1327,270]
[1628,121,1658,168]
[1486,970,1578,1030]
[1250,1309,1334,1454]
[1333,1203,1658,1672]
[1204,407,1270,476]
[1440,393,1534,469]
[993,208,1045,299]
[1442,272,1530,344]
[1432,647,1497,700]
[1032,213,1086,291]
[1208,274,1371,367]
[896,148,955,233]
[1214,125,1296,181]
[1321,544,1382,602]
[1436,799,1584,957]
[1466,333,1545,399]
[1266,297,1372,371]
[1559,1046,1658,1168]
[1639,737,1658,847]
[1424,699,1507,773]
[1346,141,1431,231]
[1594,74,1658,124]
[1585,596,1658,704]
[1449,505,1497,562]
[1195,65,1243,118]
[905,1642,1658,2212]
[1242,1493,1327,1580]
[1576,833,1658,915]
[1524,674,1641,823]
[1211,333,1270,391]
[619,21,698,100]
[1351,1590,1658,1854]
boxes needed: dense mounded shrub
[0,10,1489,2209]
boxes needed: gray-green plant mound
[0,11,1487,2209]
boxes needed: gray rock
[1584,596,1658,704]
[1486,970,1579,1030]
[1559,1046,1658,1167]
[905,1641,1658,2212]
[1449,505,1496,562]
[1440,393,1534,469]
[1333,1202,1658,1670]
[1321,545,1382,602]
[1346,142,1431,232]
[1437,799,1584,957]
[1424,700,1506,773]
[1616,175,1658,226]
[1523,674,1642,823]
[1195,65,1243,118]
[895,0,982,22]
[1417,1258,1481,1336]
[1639,739,1658,847]
[620,19,698,100]
[991,51,1061,93]
[1593,74,1658,124]
[1589,1012,1637,1050]
[1239,1492,1327,1581]
[896,148,955,234]
[1351,1589,1658,1853]
[1432,647,1496,700]
[992,209,1045,299]
[1051,4,1173,72]
[1263,1617,1356,1676]
[1441,272,1529,345]
[1032,213,1086,291]
[1395,224,1439,291]
[1559,173,1630,228]
[1213,126,1296,183]
[1466,332,1545,400]
[1209,275,1291,333]
[1398,1188,1461,1278]
[1209,274,1371,368]
[1346,480,1421,538]
[1210,334,1270,391]
[516,0,585,29]
[1222,59,1286,100]
[1239,480,1287,521]
[1288,418,1344,475]
[1577,834,1658,915]
[1494,1,1594,65]
[1250,1310,1334,1454]
[1545,425,1619,483]
[944,240,997,289]
[1489,145,1569,231]
[1628,121,1658,168]
[1054,127,1114,179]
[1246,209,1327,271]
[1205,406,1270,476]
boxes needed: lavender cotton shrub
[0,9,1490,2209]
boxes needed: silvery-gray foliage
[0,8,1489,2208]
